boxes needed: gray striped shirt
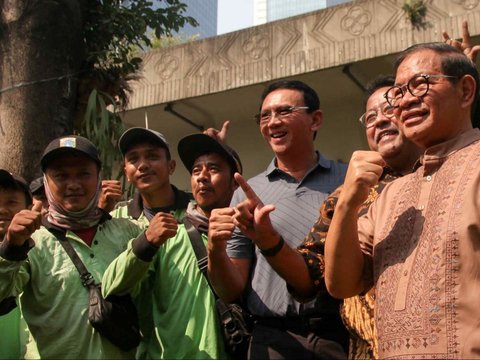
[227,152,347,317]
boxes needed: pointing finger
[234,173,262,206]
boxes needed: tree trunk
[0,0,84,181]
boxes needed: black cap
[29,177,44,195]
[0,169,33,204]
[178,134,242,174]
[41,135,101,171]
[118,128,170,157]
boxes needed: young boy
[0,170,33,359]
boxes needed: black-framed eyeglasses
[254,105,309,125]
[384,74,457,107]
[359,102,396,128]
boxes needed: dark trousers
[248,322,348,359]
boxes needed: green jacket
[102,224,228,359]
[0,216,143,359]
[111,185,192,227]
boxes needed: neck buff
[44,173,103,230]
[185,201,209,234]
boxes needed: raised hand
[203,120,230,143]
[208,207,236,253]
[443,20,480,63]
[233,173,280,249]
[6,201,43,246]
[338,151,385,209]
[98,180,123,212]
[145,212,178,247]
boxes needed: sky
[217,0,254,35]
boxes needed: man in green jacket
[0,135,146,359]
[112,127,192,226]
[102,133,242,359]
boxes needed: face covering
[44,173,103,230]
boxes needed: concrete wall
[129,0,480,110]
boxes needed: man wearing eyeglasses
[325,42,480,358]
[208,80,348,358]
[294,74,421,359]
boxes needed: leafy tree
[0,0,197,181]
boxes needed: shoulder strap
[49,228,95,288]
[183,217,208,276]
[182,217,219,296]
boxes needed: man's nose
[137,157,150,171]
[196,167,209,181]
[66,179,81,190]
[399,88,421,109]
[0,205,8,215]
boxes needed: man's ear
[168,160,176,175]
[311,109,324,132]
[459,74,477,110]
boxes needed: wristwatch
[259,236,284,257]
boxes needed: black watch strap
[260,236,284,257]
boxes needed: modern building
[254,0,352,25]
[158,0,218,39]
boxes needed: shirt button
[403,270,408,276]
[90,254,94,258]
[426,175,432,181]
[93,240,98,245]
[419,205,425,210]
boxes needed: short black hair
[363,75,395,107]
[259,80,320,139]
[260,80,320,112]
[394,42,479,128]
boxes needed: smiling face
[0,188,28,237]
[259,88,322,158]
[45,154,99,212]
[124,143,175,195]
[190,153,237,217]
[393,49,471,148]
[365,86,422,173]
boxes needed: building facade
[254,0,352,25]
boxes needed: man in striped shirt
[208,80,348,359]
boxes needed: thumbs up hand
[6,201,43,246]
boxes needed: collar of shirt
[419,128,480,175]
[265,151,332,181]
[127,185,192,219]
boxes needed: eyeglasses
[384,74,457,107]
[254,105,309,125]
[359,102,396,128]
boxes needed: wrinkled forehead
[395,49,442,83]
[192,152,230,169]
[366,86,392,111]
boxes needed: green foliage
[402,0,430,31]
[150,33,200,49]
[76,0,197,182]
[81,89,125,180]
[82,0,198,107]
